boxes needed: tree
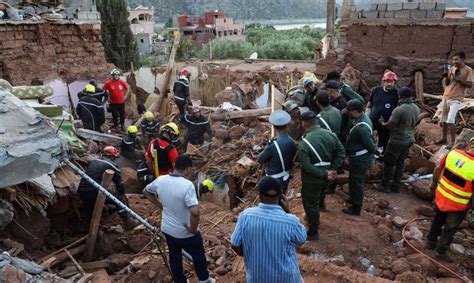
[97,0,139,71]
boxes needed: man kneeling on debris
[231,176,306,283]
[77,146,137,230]
[76,84,105,132]
[257,110,296,194]
[181,105,213,151]
[426,137,474,262]
[144,155,216,283]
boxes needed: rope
[402,217,468,282]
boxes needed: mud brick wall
[339,18,474,93]
[0,21,113,85]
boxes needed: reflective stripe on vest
[317,114,332,132]
[266,140,290,181]
[435,149,474,212]
[349,121,372,135]
[302,138,331,167]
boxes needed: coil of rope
[402,217,469,282]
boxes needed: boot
[342,206,361,216]
[425,240,437,250]
[199,277,216,283]
[122,215,139,230]
[326,183,337,194]
[307,230,319,241]
[373,183,390,193]
[435,250,453,263]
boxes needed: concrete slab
[0,90,67,189]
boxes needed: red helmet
[103,146,119,157]
[181,68,191,77]
[382,71,398,81]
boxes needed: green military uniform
[345,113,376,212]
[381,97,420,192]
[340,83,364,104]
[317,105,342,137]
[299,126,345,235]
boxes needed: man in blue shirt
[231,177,306,283]
[257,110,297,194]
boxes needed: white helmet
[110,68,121,76]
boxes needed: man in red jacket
[103,68,128,131]
[145,122,180,178]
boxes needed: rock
[229,125,246,140]
[107,253,131,273]
[381,269,396,280]
[412,179,434,201]
[376,199,389,210]
[406,254,437,275]
[0,199,14,229]
[366,162,383,180]
[148,269,158,279]
[449,243,465,255]
[1,264,28,283]
[414,167,430,175]
[203,234,222,246]
[376,224,392,245]
[403,226,423,241]
[130,255,152,269]
[393,216,408,228]
[395,271,427,282]
[216,256,227,266]
[211,245,227,259]
[416,205,435,217]
[97,232,127,256]
[121,167,142,194]
[108,225,125,234]
[391,258,410,274]
[214,129,230,140]
[215,266,228,275]
[128,234,151,253]
[7,208,50,249]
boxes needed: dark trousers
[175,99,187,120]
[302,179,326,234]
[382,142,412,191]
[78,189,127,222]
[374,123,390,153]
[110,103,125,127]
[348,155,373,210]
[427,208,467,254]
[164,232,210,283]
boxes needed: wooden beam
[422,93,442,100]
[76,129,122,145]
[327,0,336,36]
[342,0,353,20]
[79,260,111,272]
[42,244,86,269]
[65,249,86,277]
[40,235,87,263]
[83,170,114,262]
[415,71,424,104]
[211,108,271,121]
[136,31,181,126]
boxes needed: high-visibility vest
[435,149,474,212]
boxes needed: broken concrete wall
[0,21,113,86]
[0,90,66,188]
[340,18,474,93]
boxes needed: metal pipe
[62,158,194,264]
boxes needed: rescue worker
[426,137,474,262]
[88,80,108,104]
[283,101,305,141]
[144,122,180,179]
[257,110,297,194]
[324,70,364,103]
[77,146,137,229]
[194,179,215,200]
[120,125,145,162]
[181,105,213,150]
[342,99,376,216]
[173,68,192,120]
[76,84,105,132]
[299,111,345,240]
[374,87,420,193]
[140,111,160,147]
[315,90,342,198]
[103,68,128,131]
[366,71,399,155]
[324,80,348,111]
[303,77,320,114]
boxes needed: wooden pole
[327,0,336,35]
[40,235,87,262]
[342,0,352,20]
[65,249,86,276]
[134,31,181,127]
[83,169,114,262]
[415,71,424,104]
[210,108,271,121]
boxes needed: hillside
[128,0,328,21]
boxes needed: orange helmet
[382,71,398,81]
[103,146,119,157]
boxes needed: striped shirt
[231,203,306,283]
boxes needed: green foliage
[175,36,198,61]
[139,54,165,67]
[198,25,324,61]
[164,17,173,28]
[97,0,139,71]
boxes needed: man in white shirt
[144,155,215,283]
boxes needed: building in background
[128,6,156,54]
[177,11,245,50]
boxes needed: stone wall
[0,21,112,85]
[339,18,474,93]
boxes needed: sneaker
[199,278,216,283]
[342,206,361,216]
[373,184,390,193]
[435,250,453,263]
[425,240,437,250]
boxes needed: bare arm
[188,206,199,234]
[143,189,163,209]
[454,77,473,88]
